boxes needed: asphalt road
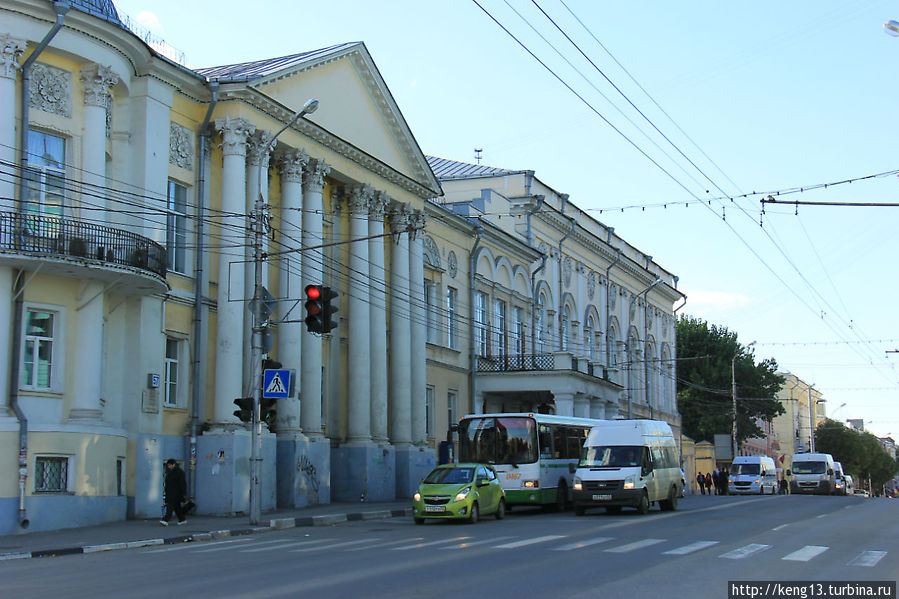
[2,494,896,599]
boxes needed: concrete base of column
[195,429,276,516]
[276,435,330,508]
[394,444,436,499]
[331,442,396,502]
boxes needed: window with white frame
[425,385,435,438]
[425,280,438,344]
[560,305,570,351]
[34,455,70,493]
[475,292,488,357]
[585,315,595,362]
[22,309,56,390]
[166,180,188,274]
[446,287,458,350]
[447,389,458,430]
[607,323,618,371]
[536,295,546,352]
[25,130,66,224]
[164,337,183,407]
[493,298,506,358]
[512,306,525,355]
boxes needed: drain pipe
[10,0,71,530]
[556,194,574,350]
[529,253,547,356]
[469,224,483,414]
[187,83,218,499]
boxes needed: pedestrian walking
[711,468,720,495]
[705,472,713,494]
[720,468,729,495]
[161,458,187,526]
[697,473,706,495]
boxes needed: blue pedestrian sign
[262,369,291,399]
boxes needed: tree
[816,419,899,492]
[676,316,784,446]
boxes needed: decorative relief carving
[388,202,412,239]
[587,271,597,299]
[347,183,374,214]
[447,251,458,279]
[1,35,26,80]
[408,209,426,240]
[246,130,272,168]
[423,236,441,269]
[609,283,617,310]
[30,62,71,117]
[563,257,573,288]
[370,191,390,219]
[538,241,548,256]
[169,122,193,170]
[80,63,118,108]
[646,307,654,327]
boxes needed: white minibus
[788,452,835,495]
[729,456,778,495]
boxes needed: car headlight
[454,487,471,502]
[623,476,635,490]
[573,477,582,491]
[413,492,421,502]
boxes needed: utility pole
[808,386,816,453]
[248,99,318,525]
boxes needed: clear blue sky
[112,0,899,439]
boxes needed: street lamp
[732,340,756,459]
[248,98,319,525]
[885,20,899,37]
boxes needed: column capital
[215,117,254,157]
[303,158,330,193]
[347,183,375,214]
[278,149,309,183]
[0,34,25,80]
[246,130,272,168]
[371,191,390,220]
[80,63,118,108]
[388,201,412,235]
[408,208,426,240]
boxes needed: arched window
[584,315,595,362]
[560,305,570,351]
[536,294,546,353]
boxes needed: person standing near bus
[697,473,706,495]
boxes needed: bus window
[566,427,582,460]
[496,417,537,464]
[538,424,554,458]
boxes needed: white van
[729,456,778,495]
[832,462,847,496]
[843,474,855,496]
[788,452,835,495]
[571,420,682,515]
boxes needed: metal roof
[194,43,359,81]
[426,155,514,180]
[72,0,123,25]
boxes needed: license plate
[424,505,445,512]
[592,494,612,501]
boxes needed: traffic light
[233,397,254,423]
[259,396,277,426]
[304,285,338,333]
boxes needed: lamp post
[732,340,756,459]
[248,98,318,525]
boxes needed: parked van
[729,456,778,495]
[571,420,682,515]
[788,452,835,495]
[832,461,848,496]
[843,474,855,496]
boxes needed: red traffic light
[305,285,321,300]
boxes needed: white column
[369,192,390,444]
[553,392,575,416]
[0,34,24,212]
[573,393,589,418]
[346,184,374,444]
[276,150,308,434]
[243,131,270,392]
[300,159,330,437]
[408,209,427,446]
[79,64,118,226]
[68,283,105,422]
[388,203,412,446]
[213,117,254,422]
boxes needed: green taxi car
[412,463,506,524]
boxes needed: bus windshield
[458,417,538,464]
[792,461,826,475]
[731,463,760,476]
[580,445,643,468]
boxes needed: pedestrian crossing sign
[262,369,291,399]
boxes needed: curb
[0,507,413,561]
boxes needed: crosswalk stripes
[782,546,828,562]
[146,537,255,554]
[604,539,665,553]
[720,544,771,559]
[494,535,566,549]
[848,551,887,567]
[290,539,381,553]
[553,536,614,551]
[662,540,719,555]
[391,537,471,551]
[241,539,335,553]
[442,536,516,549]
[346,538,425,551]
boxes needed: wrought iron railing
[0,211,167,277]
[477,353,554,372]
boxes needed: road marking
[720,544,771,559]
[782,545,828,561]
[494,535,566,549]
[553,536,614,551]
[848,551,887,567]
[346,538,425,551]
[815,514,827,519]
[443,536,516,549]
[604,538,665,553]
[241,539,336,553]
[772,524,789,531]
[663,540,719,555]
[392,537,471,551]
[290,539,380,553]
[146,537,254,553]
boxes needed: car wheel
[468,502,479,523]
[660,486,678,511]
[495,498,506,520]
[574,505,585,516]
[414,517,424,525]
[636,492,650,515]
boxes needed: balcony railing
[0,211,167,278]
[477,353,554,372]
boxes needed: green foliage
[815,419,899,490]
[676,315,785,445]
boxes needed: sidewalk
[0,500,413,561]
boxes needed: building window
[425,280,438,344]
[475,292,488,357]
[512,306,525,355]
[25,130,66,224]
[34,456,69,493]
[116,458,125,496]
[560,305,570,351]
[536,295,546,352]
[166,180,188,274]
[447,390,458,429]
[446,287,458,350]
[493,299,506,358]
[22,309,55,390]
[585,315,595,362]
[164,337,181,407]
[426,385,435,438]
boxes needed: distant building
[771,372,824,471]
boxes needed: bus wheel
[660,486,678,511]
[637,492,650,515]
